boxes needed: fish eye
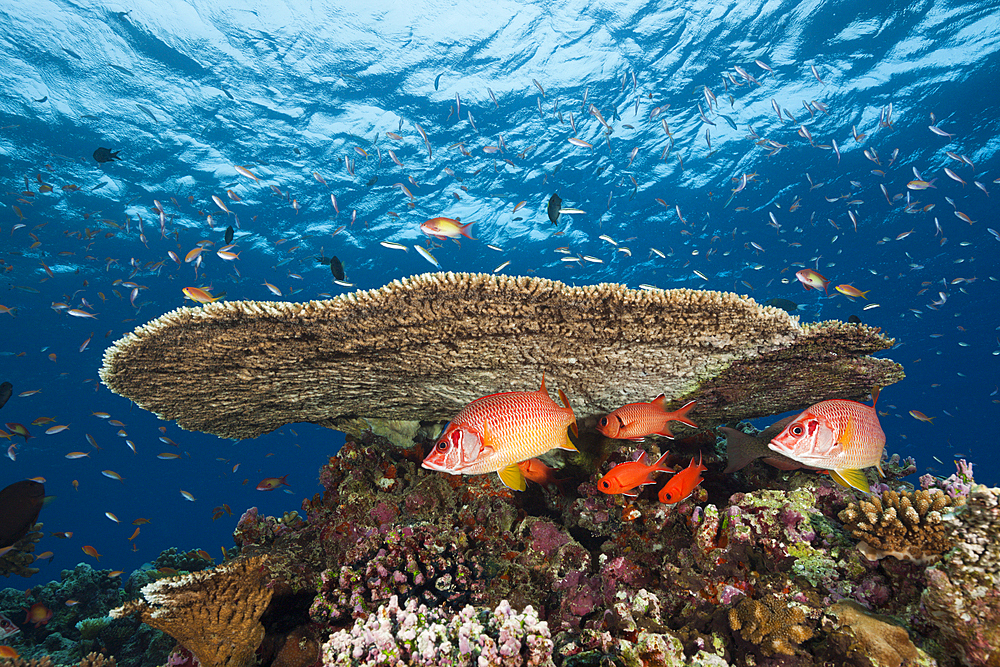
[600,417,608,427]
[436,440,447,450]
[790,425,803,436]
[600,480,610,488]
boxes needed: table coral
[728,594,816,656]
[321,595,554,667]
[111,555,273,667]
[838,488,961,563]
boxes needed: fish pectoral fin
[558,435,579,452]
[830,469,870,494]
[622,489,639,498]
[497,463,527,492]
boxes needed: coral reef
[321,596,554,667]
[98,272,900,440]
[111,555,273,667]
[826,600,921,667]
[0,654,115,667]
[0,522,43,578]
[233,509,304,549]
[838,488,961,563]
[920,485,1000,667]
[728,594,816,656]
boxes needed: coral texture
[321,596,554,667]
[728,594,815,656]
[98,272,900,440]
[110,556,273,667]
[838,488,961,562]
[0,522,43,578]
[827,600,919,667]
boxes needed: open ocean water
[1,0,999,582]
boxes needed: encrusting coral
[838,488,961,563]
[98,272,901,441]
[728,594,816,656]
[826,600,919,667]
[0,522,43,578]
[110,555,272,667]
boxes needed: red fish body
[23,603,52,628]
[420,217,475,240]
[598,396,697,441]
[256,475,290,491]
[598,451,672,497]
[658,453,707,504]
[767,398,885,493]
[422,376,577,491]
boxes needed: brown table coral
[111,555,272,667]
[99,272,902,440]
[838,488,960,563]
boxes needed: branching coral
[838,488,961,563]
[321,596,554,667]
[110,555,272,667]
[728,595,815,656]
[0,654,114,667]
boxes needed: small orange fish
[82,545,101,560]
[658,453,707,504]
[182,287,223,304]
[909,410,934,424]
[24,602,53,628]
[132,518,151,525]
[598,451,672,497]
[794,269,830,294]
[256,475,290,491]
[0,646,19,659]
[516,458,565,489]
[835,284,869,299]
[31,417,55,426]
[420,217,476,241]
[129,527,140,540]
[102,470,124,482]
[50,531,72,539]
[597,397,697,441]
[36,551,54,560]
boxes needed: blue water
[1,0,998,582]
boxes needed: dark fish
[93,147,121,164]
[848,315,861,324]
[547,193,562,225]
[0,382,11,410]
[225,226,234,245]
[0,480,45,548]
[764,298,801,314]
[720,416,806,474]
[366,176,378,187]
[329,256,345,281]
[33,96,47,103]
[434,73,443,91]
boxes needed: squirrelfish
[597,396,697,441]
[598,450,672,497]
[767,394,885,493]
[421,376,578,491]
[658,453,707,504]
[420,217,475,240]
[795,269,830,294]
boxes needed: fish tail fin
[720,427,759,474]
[461,222,476,239]
[557,388,578,438]
[652,450,671,470]
[497,463,526,491]
[672,400,699,427]
[830,469,871,494]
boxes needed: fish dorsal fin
[651,394,667,409]
[871,386,881,407]
[557,388,578,438]
[497,463,526,492]
[539,372,547,396]
[830,469,870,494]
[632,450,649,465]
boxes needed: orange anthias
[795,269,830,294]
[658,453,707,504]
[597,396,697,441]
[256,475,290,491]
[420,217,476,241]
[767,394,886,494]
[24,602,52,628]
[181,287,224,304]
[421,376,578,491]
[598,450,672,497]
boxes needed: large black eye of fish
[600,480,610,489]
[599,417,609,427]
[790,424,804,436]
[436,440,447,450]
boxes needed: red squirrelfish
[422,376,578,491]
[767,393,886,493]
[516,458,562,488]
[795,269,830,294]
[597,396,697,441]
[658,453,707,504]
[598,450,672,497]
[420,217,476,241]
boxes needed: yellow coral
[111,555,272,667]
[839,488,962,563]
[729,595,815,656]
[828,601,918,667]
